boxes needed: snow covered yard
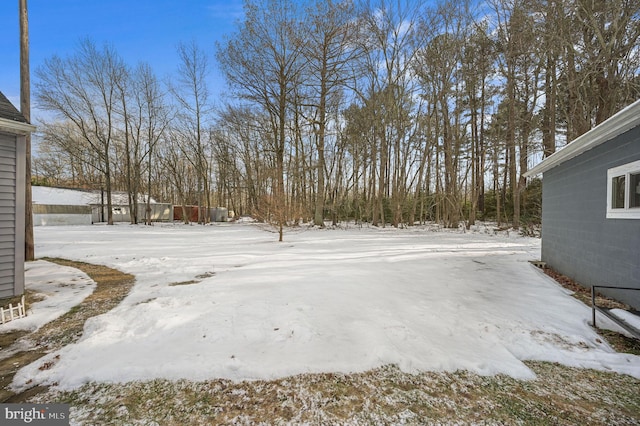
[12,222,640,395]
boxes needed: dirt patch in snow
[0,258,135,403]
[542,267,628,310]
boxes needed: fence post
[591,286,596,328]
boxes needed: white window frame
[606,159,640,219]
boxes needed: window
[631,172,640,208]
[611,175,626,209]
[607,160,640,219]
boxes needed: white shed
[32,186,172,225]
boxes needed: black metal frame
[591,285,640,339]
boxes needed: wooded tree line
[33,0,640,237]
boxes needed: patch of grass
[169,271,215,286]
[0,348,44,402]
[597,329,640,356]
[30,362,640,425]
[0,295,23,309]
[169,280,200,286]
[25,290,46,305]
[195,271,215,279]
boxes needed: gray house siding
[541,125,640,309]
[0,132,25,299]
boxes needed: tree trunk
[313,70,327,227]
[506,67,518,229]
[105,145,114,225]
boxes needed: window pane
[631,173,640,208]
[612,175,626,209]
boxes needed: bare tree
[36,120,103,187]
[460,22,494,226]
[158,129,193,223]
[414,1,470,228]
[36,40,127,225]
[169,41,213,224]
[217,0,306,241]
[120,63,172,225]
[113,64,137,223]
[492,0,544,228]
[356,0,426,226]
[540,0,561,158]
[135,64,172,225]
[299,0,361,227]
[214,105,270,218]
[564,0,640,140]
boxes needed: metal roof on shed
[32,186,159,205]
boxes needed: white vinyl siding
[0,133,17,298]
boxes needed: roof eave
[0,117,36,135]
[524,98,640,178]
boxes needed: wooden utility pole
[20,0,34,261]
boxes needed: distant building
[32,186,173,225]
[525,99,640,309]
[0,91,35,299]
[173,205,229,223]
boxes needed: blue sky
[0,0,244,114]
